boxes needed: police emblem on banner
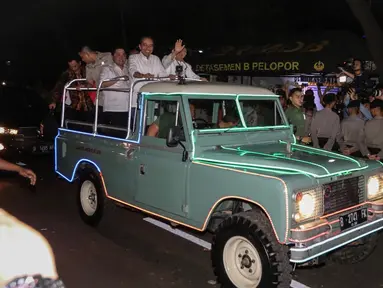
[314,61,325,72]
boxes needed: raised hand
[174,39,185,53]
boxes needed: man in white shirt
[99,47,130,127]
[128,36,174,111]
[162,39,207,81]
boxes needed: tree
[346,0,383,78]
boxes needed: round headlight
[367,176,380,199]
[297,193,316,218]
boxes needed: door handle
[126,148,136,159]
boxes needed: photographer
[343,87,372,120]
[339,58,370,91]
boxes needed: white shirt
[162,54,200,79]
[99,63,130,112]
[128,53,168,107]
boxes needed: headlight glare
[367,175,383,200]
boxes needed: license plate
[32,144,54,153]
[339,208,368,231]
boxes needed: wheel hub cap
[223,236,262,288]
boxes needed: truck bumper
[289,200,383,263]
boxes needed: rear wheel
[329,233,379,264]
[77,170,107,226]
[212,209,292,288]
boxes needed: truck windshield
[189,96,287,132]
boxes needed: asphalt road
[1,155,383,288]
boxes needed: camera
[176,65,183,75]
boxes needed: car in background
[0,82,54,160]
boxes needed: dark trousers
[318,137,340,152]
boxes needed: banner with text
[195,61,300,73]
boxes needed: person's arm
[324,115,342,151]
[162,53,175,70]
[310,116,320,148]
[50,72,68,107]
[99,66,118,88]
[156,57,169,78]
[128,55,143,78]
[359,103,372,120]
[358,124,370,157]
[0,158,36,185]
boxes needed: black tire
[77,168,108,226]
[212,209,292,288]
[328,232,379,265]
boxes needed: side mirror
[166,127,181,148]
[166,127,189,162]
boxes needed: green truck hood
[193,142,369,178]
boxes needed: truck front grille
[323,176,365,215]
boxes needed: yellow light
[367,176,380,199]
[9,129,18,135]
[0,127,5,134]
[298,194,315,218]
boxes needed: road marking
[144,217,311,288]
[291,280,311,288]
[143,217,211,250]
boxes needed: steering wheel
[193,118,211,129]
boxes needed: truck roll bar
[62,76,203,138]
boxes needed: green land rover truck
[55,77,383,288]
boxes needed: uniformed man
[79,46,114,122]
[310,93,344,151]
[359,99,383,160]
[341,100,365,157]
[285,88,308,141]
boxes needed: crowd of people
[49,37,206,127]
[280,58,383,160]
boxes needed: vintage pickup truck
[55,77,383,288]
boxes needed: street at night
[1,155,383,288]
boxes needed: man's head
[189,103,196,119]
[347,100,360,116]
[139,36,154,57]
[352,58,363,73]
[79,46,96,64]
[112,47,127,68]
[129,48,139,56]
[305,89,314,98]
[175,47,187,61]
[219,112,239,128]
[67,56,82,72]
[323,93,337,108]
[288,88,303,108]
[370,99,383,117]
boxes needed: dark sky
[1,0,382,87]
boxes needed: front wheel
[211,209,292,288]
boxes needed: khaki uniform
[310,108,344,151]
[359,117,383,157]
[341,115,365,154]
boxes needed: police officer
[310,93,344,151]
[341,100,365,157]
[359,99,383,160]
